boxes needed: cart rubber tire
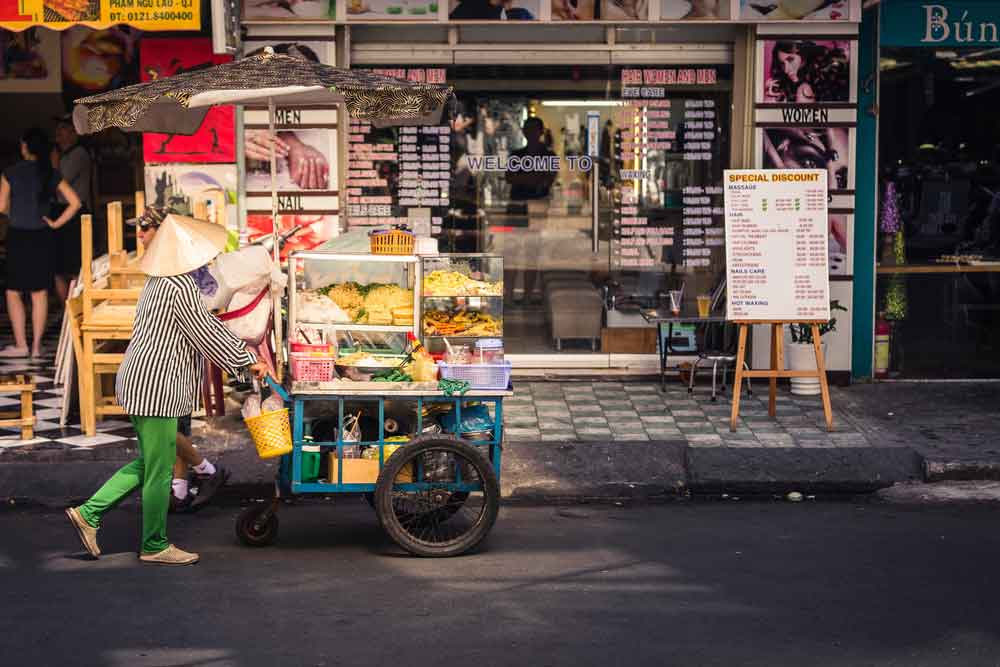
[236,504,279,547]
[374,436,499,558]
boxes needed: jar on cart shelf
[474,338,504,364]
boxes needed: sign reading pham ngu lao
[0,0,199,31]
[882,0,1000,47]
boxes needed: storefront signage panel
[0,0,198,31]
[346,67,450,236]
[882,0,1000,46]
[724,168,830,321]
[613,67,727,271]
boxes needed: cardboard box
[327,456,413,484]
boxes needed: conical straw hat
[140,214,230,277]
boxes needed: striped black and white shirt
[116,274,256,417]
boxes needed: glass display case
[288,252,422,353]
[420,254,503,355]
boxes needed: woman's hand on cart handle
[249,361,271,381]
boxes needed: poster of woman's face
[741,0,847,20]
[660,0,721,19]
[243,0,334,20]
[61,26,141,106]
[449,0,539,20]
[245,128,335,192]
[763,40,850,103]
[761,127,851,190]
[828,213,851,276]
[0,28,61,92]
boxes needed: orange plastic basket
[369,229,415,255]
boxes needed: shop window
[877,47,1000,377]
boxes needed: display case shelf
[420,254,503,352]
[288,252,422,357]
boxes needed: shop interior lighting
[541,100,625,108]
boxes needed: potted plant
[786,300,848,396]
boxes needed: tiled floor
[0,342,142,453]
[0,316,867,454]
[504,381,872,447]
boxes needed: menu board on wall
[724,168,830,321]
[346,67,449,236]
[612,67,724,271]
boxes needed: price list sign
[346,67,449,236]
[613,68,724,270]
[724,169,830,321]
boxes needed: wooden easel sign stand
[728,321,832,432]
[723,168,834,433]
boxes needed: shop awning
[0,0,199,32]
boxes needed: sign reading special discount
[1,0,199,31]
[724,169,830,322]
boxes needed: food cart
[237,245,511,557]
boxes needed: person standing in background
[0,127,81,359]
[52,115,93,303]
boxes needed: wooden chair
[76,202,144,435]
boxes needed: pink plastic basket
[291,353,337,382]
[437,361,512,390]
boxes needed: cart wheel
[374,436,499,558]
[235,503,279,547]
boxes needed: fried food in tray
[423,309,502,336]
[423,270,503,297]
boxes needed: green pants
[79,416,177,554]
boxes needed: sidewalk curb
[924,459,1000,483]
[0,439,928,506]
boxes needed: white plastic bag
[222,279,272,344]
[241,393,262,420]
[261,392,284,414]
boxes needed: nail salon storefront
[238,0,863,376]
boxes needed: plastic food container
[475,338,504,363]
[301,444,321,482]
[446,345,472,365]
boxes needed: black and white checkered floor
[0,319,207,453]
[0,341,138,452]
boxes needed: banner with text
[1,0,199,32]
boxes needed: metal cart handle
[265,376,290,402]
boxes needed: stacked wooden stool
[0,375,36,440]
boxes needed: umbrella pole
[268,97,285,381]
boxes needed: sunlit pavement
[3,500,1000,666]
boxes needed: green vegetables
[438,378,470,396]
[373,369,413,383]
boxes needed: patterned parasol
[72,47,452,381]
[72,48,452,135]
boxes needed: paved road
[3,500,1000,667]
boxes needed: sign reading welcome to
[0,0,199,31]
[882,1,1000,46]
[724,169,830,322]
